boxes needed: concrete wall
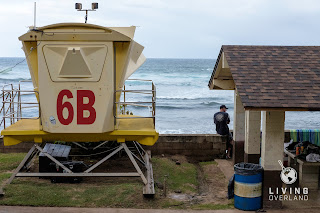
[0,140,34,153]
[148,134,227,160]
[0,132,293,161]
[0,134,227,161]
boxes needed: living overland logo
[268,160,308,201]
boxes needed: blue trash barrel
[234,163,263,211]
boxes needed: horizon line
[0,56,216,60]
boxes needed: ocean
[0,57,319,134]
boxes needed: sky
[1,0,320,58]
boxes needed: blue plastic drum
[234,163,263,211]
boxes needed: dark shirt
[214,111,230,135]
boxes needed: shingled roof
[208,45,320,111]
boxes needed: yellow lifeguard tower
[0,22,158,195]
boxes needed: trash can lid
[234,162,263,175]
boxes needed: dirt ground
[160,155,232,208]
[196,161,230,205]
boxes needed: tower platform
[1,115,158,146]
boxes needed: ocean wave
[0,77,32,82]
[156,105,193,110]
[157,95,232,101]
[157,95,208,100]
[156,102,234,110]
[158,128,212,134]
[158,129,185,134]
[153,81,205,87]
[200,101,221,106]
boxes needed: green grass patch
[160,200,186,209]
[0,153,25,172]
[152,158,197,193]
[0,154,199,208]
[0,173,11,184]
[0,179,142,208]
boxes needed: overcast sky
[1,0,320,58]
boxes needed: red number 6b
[57,89,96,125]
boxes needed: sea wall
[147,134,227,160]
[0,134,227,160]
[0,131,292,161]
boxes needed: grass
[160,200,185,209]
[0,154,198,208]
[0,153,25,185]
[0,173,11,184]
[0,180,141,207]
[0,153,25,173]
[152,157,197,193]
[199,161,217,166]
[0,153,231,210]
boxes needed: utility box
[19,23,146,133]
[39,143,71,173]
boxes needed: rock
[156,181,164,189]
[176,160,181,165]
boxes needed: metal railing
[0,80,40,130]
[114,79,156,126]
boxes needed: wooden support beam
[15,173,141,177]
[143,150,155,195]
[212,79,235,90]
[222,52,229,68]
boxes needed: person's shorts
[225,132,233,149]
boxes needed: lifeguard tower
[0,22,158,196]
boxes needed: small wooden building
[208,45,320,208]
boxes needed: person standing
[214,105,233,159]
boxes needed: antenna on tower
[34,2,37,29]
[75,3,98,23]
